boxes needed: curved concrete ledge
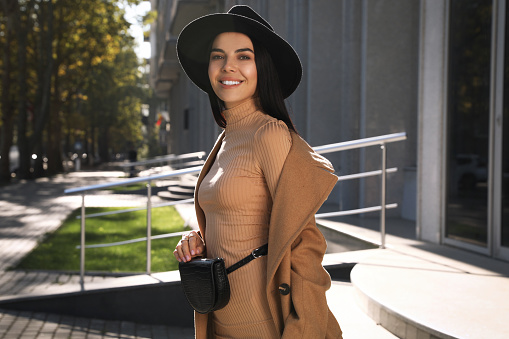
[352,264,456,339]
[350,248,509,339]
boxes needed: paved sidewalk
[0,171,193,339]
[0,308,192,339]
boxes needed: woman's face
[208,32,257,109]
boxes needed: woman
[173,5,342,339]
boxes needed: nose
[222,57,236,72]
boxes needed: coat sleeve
[282,220,342,339]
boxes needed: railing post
[146,181,152,275]
[80,194,86,290]
[380,144,387,249]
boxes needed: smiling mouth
[220,80,242,86]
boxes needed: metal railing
[65,132,406,288]
[313,132,407,248]
[118,151,206,174]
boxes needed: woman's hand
[173,231,205,263]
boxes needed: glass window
[446,0,492,247]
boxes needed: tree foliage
[0,0,146,181]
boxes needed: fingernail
[191,250,195,255]
[186,256,191,261]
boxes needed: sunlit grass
[105,183,153,192]
[15,206,187,273]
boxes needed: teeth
[222,80,241,85]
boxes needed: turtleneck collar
[222,98,261,126]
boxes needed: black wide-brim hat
[177,5,302,99]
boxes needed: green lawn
[105,183,153,192]
[15,206,188,273]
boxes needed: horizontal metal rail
[64,166,202,194]
[168,160,205,169]
[337,167,397,181]
[76,231,189,249]
[316,203,398,218]
[119,151,206,168]
[313,132,406,154]
[77,198,194,219]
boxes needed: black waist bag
[178,244,268,314]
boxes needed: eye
[210,54,224,60]
[239,55,252,60]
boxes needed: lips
[219,79,243,87]
[221,80,241,85]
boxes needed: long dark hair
[207,36,297,132]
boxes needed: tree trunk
[44,0,63,175]
[90,123,96,166]
[30,0,54,177]
[98,125,110,163]
[16,0,32,179]
[0,0,16,183]
[46,99,64,175]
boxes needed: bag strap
[226,243,268,275]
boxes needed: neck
[222,98,260,125]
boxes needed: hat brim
[177,13,302,99]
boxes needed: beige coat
[193,131,343,338]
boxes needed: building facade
[149,0,509,261]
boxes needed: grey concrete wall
[168,74,185,154]
[361,0,420,217]
[307,1,365,210]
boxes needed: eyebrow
[210,48,255,54]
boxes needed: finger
[188,233,199,256]
[176,237,190,261]
[194,237,205,255]
[180,239,192,262]
[174,242,185,262]
[173,248,182,262]
[188,237,195,256]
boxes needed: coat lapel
[266,132,338,283]
[194,131,225,240]
[193,132,225,339]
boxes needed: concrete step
[168,186,194,195]
[179,174,198,187]
[157,191,193,201]
[327,281,398,338]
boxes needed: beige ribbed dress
[197,98,291,338]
